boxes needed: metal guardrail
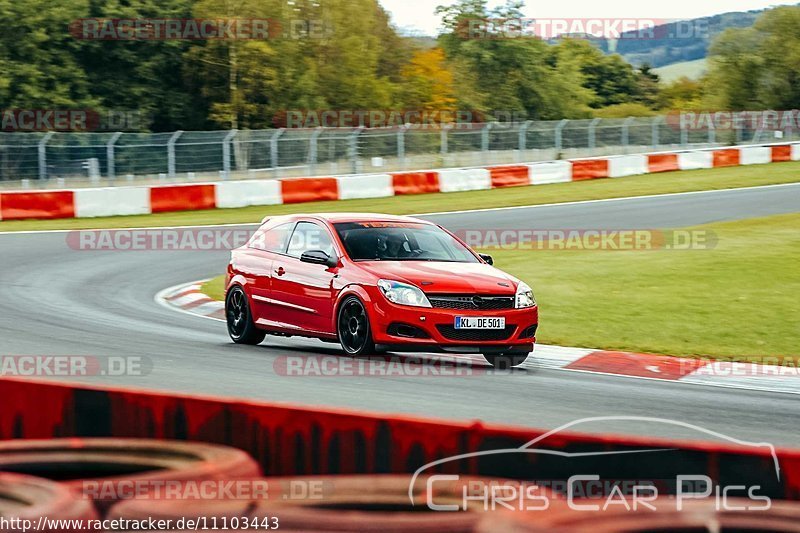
[0,116,795,185]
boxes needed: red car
[225,213,538,367]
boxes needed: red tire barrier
[772,144,793,162]
[109,475,490,532]
[570,159,609,181]
[391,171,440,195]
[647,153,679,173]
[489,166,530,188]
[0,439,260,513]
[478,497,800,532]
[713,148,741,168]
[150,185,216,213]
[280,177,338,204]
[2,378,799,502]
[0,191,75,220]
[0,472,97,532]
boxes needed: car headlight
[515,282,536,309]
[377,280,432,308]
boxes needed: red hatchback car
[225,213,538,367]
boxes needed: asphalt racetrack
[1,183,799,445]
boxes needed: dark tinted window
[334,222,478,262]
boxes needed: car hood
[357,261,519,294]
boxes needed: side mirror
[479,253,493,265]
[300,250,337,268]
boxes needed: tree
[703,6,800,110]
[436,0,592,120]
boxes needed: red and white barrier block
[1,142,798,221]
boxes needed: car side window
[286,222,335,259]
[250,222,294,253]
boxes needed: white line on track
[1,182,798,235]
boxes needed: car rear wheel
[226,286,266,345]
[337,296,375,357]
[484,351,530,369]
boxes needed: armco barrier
[488,165,530,188]
[214,180,282,209]
[150,184,216,213]
[678,150,714,170]
[647,153,679,173]
[336,173,394,200]
[1,377,800,501]
[1,142,799,221]
[713,148,741,168]
[437,168,492,192]
[0,190,75,220]
[608,154,648,178]
[280,177,339,204]
[570,158,609,180]
[527,160,571,185]
[390,171,440,195]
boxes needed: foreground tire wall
[1,377,800,502]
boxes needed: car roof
[261,213,433,225]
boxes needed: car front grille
[436,325,517,342]
[428,294,515,311]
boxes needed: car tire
[225,285,266,345]
[484,351,530,369]
[337,296,376,357]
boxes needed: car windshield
[334,222,479,263]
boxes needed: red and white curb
[155,280,225,321]
[157,280,800,395]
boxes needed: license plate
[454,317,506,329]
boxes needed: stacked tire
[109,475,493,532]
[0,472,97,532]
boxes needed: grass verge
[199,213,800,361]
[2,161,799,232]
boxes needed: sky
[379,0,800,35]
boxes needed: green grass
[200,277,226,302]
[200,213,800,361]
[2,161,800,232]
[653,58,708,82]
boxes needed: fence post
[167,130,183,178]
[397,126,406,167]
[680,121,688,148]
[106,131,123,183]
[270,128,285,170]
[308,127,323,174]
[622,117,635,153]
[482,122,494,151]
[651,116,661,148]
[38,132,55,180]
[348,127,364,174]
[222,129,237,180]
[440,126,449,155]
[588,118,601,150]
[518,120,532,153]
[708,120,716,145]
[555,119,568,154]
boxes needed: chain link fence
[0,116,796,187]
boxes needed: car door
[245,221,295,323]
[270,221,339,334]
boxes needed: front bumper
[368,295,539,351]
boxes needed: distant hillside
[653,58,708,82]
[598,7,789,67]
